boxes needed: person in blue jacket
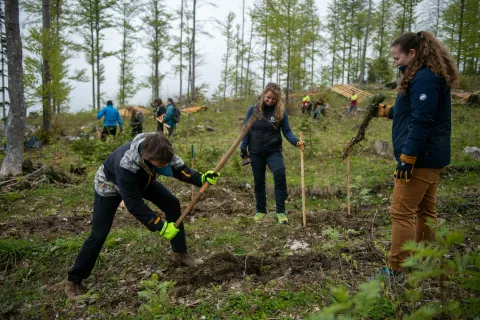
[65,132,220,300]
[373,31,458,283]
[240,83,305,224]
[163,98,176,137]
[96,100,123,141]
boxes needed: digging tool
[346,154,351,216]
[175,108,262,228]
[300,132,306,227]
[191,144,195,201]
[241,157,252,166]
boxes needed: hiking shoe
[276,213,288,224]
[65,280,88,301]
[171,252,196,267]
[370,267,406,286]
[254,212,267,222]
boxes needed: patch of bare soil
[166,251,342,296]
[0,211,141,240]
[307,208,390,231]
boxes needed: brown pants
[388,167,444,272]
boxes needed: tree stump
[375,140,391,157]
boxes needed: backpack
[173,105,181,123]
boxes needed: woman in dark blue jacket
[374,31,458,282]
[240,83,305,224]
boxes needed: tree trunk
[331,0,337,86]
[95,2,101,109]
[262,20,267,89]
[1,0,26,177]
[179,0,184,101]
[285,0,291,105]
[89,0,96,110]
[0,1,6,120]
[457,0,465,70]
[358,0,372,88]
[408,0,413,31]
[234,26,239,97]
[42,0,52,131]
[245,15,253,95]
[191,0,196,101]
[239,0,245,97]
[379,0,385,59]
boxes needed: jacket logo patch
[420,94,427,101]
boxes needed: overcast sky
[20,0,329,113]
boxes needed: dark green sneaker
[276,213,288,224]
[254,212,267,222]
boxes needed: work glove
[240,149,249,159]
[375,103,392,118]
[296,140,305,151]
[201,170,220,185]
[159,222,180,240]
[394,154,416,182]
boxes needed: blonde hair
[256,82,284,123]
[392,31,458,95]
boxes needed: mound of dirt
[167,251,341,296]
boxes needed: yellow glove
[375,103,392,118]
[296,141,305,151]
[159,222,180,240]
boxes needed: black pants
[131,124,143,137]
[101,126,117,141]
[250,152,287,213]
[67,181,187,283]
[167,126,175,137]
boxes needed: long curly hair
[392,31,458,95]
[255,82,285,123]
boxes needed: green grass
[0,91,479,319]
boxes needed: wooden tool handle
[300,132,306,227]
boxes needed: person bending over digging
[65,132,220,300]
[240,82,305,224]
[373,31,458,284]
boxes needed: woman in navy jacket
[375,31,458,282]
[240,83,305,224]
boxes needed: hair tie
[417,31,423,39]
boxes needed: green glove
[159,222,179,240]
[201,170,220,185]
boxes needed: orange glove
[376,104,392,118]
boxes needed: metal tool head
[242,157,252,166]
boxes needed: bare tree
[42,0,52,131]
[0,0,26,177]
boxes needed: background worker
[164,98,178,137]
[373,31,458,283]
[313,98,326,119]
[130,108,144,137]
[240,82,305,224]
[347,91,358,115]
[153,98,166,132]
[65,132,220,300]
[96,100,123,140]
[301,94,311,114]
